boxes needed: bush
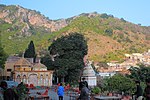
[105,29,113,36]
[91,87,101,94]
[100,13,109,19]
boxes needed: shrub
[91,86,101,94]
[105,29,113,36]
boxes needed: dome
[82,62,96,77]
[33,62,47,71]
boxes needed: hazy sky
[1,0,150,26]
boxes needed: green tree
[48,33,88,82]
[127,64,150,82]
[24,40,36,62]
[105,74,134,94]
[120,18,126,22]
[0,39,7,69]
[41,53,54,70]
[100,13,110,19]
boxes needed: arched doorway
[28,74,38,86]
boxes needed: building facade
[5,56,53,86]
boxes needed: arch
[28,74,38,86]
[16,75,21,83]
[22,75,27,84]
[40,74,44,86]
[45,74,49,86]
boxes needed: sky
[0,0,150,26]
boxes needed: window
[7,69,12,72]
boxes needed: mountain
[0,5,150,62]
[0,4,69,54]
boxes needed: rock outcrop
[0,5,68,37]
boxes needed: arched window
[16,75,21,83]
[45,74,49,86]
[23,75,27,84]
[40,75,43,86]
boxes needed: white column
[26,79,28,84]
[50,74,53,86]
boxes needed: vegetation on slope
[52,14,150,62]
[0,20,59,55]
[0,5,150,63]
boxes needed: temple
[82,61,97,87]
[4,56,53,86]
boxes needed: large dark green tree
[24,40,36,62]
[41,53,54,70]
[48,33,88,83]
[0,43,7,69]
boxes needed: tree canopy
[127,64,150,82]
[24,40,36,62]
[48,33,88,82]
[0,40,7,69]
[104,74,134,94]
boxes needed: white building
[82,61,97,87]
[97,72,116,78]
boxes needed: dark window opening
[7,69,12,72]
